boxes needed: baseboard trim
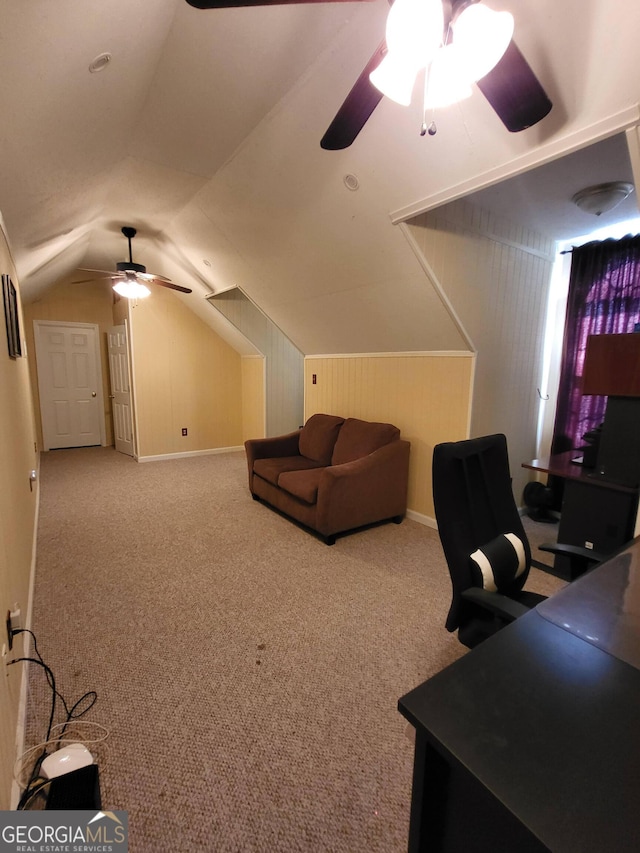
[137,446,245,463]
[406,509,437,530]
[11,454,41,808]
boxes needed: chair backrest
[432,433,532,632]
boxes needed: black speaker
[46,764,101,810]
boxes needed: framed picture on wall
[2,274,22,358]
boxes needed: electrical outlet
[6,607,21,651]
[181,428,188,436]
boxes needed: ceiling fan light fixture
[369,54,420,106]
[571,182,635,216]
[452,3,514,82]
[384,0,443,67]
[373,0,516,113]
[113,280,151,299]
[424,44,473,109]
[370,0,443,104]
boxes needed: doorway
[33,320,106,450]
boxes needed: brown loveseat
[244,413,410,544]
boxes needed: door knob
[92,391,97,397]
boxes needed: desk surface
[538,542,640,670]
[523,450,637,493]
[399,539,640,852]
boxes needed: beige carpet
[25,447,564,851]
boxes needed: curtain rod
[560,232,640,255]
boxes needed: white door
[107,324,135,457]
[34,321,105,450]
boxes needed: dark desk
[398,539,640,853]
[523,451,638,577]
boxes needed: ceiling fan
[75,227,193,298]
[186,0,552,150]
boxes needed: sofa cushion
[253,455,323,488]
[331,418,400,465]
[278,468,325,505]
[299,413,345,465]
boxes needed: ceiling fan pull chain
[420,60,438,138]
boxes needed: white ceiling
[1,0,640,354]
[467,132,639,242]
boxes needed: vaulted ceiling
[2,0,639,354]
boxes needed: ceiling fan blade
[320,41,385,150]
[137,271,173,283]
[77,267,117,276]
[72,276,112,285]
[148,279,193,294]
[476,40,552,132]
[187,0,371,7]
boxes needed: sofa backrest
[331,418,400,465]
[299,414,345,464]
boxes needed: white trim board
[305,351,473,360]
[390,106,640,224]
[406,509,437,530]
[137,446,245,463]
[10,453,41,809]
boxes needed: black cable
[9,630,99,810]
[8,657,56,809]
[12,629,97,743]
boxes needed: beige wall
[23,279,247,460]
[130,287,244,458]
[0,220,39,809]
[241,356,265,442]
[23,279,116,449]
[407,199,555,503]
[304,353,474,520]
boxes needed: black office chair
[433,433,602,648]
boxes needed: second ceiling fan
[186,0,552,149]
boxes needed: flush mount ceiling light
[369,0,514,131]
[571,182,635,216]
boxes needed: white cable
[14,721,110,787]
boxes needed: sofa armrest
[244,430,301,491]
[315,440,410,536]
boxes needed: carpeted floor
[24,447,564,851]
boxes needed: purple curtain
[552,235,640,454]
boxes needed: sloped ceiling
[1,0,640,355]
